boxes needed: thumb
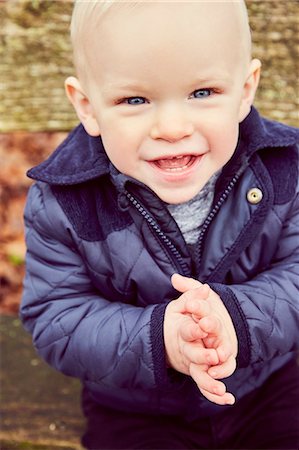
[171,273,202,293]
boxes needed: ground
[0,314,84,449]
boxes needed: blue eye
[192,89,212,98]
[125,97,147,105]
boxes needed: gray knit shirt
[166,172,219,245]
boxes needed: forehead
[76,1,250,85]
[73,0,249,37]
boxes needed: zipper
[125,190,190,276]
[195,171,242,273]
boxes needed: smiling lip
[149,154,201,171]
[148,154,203,181]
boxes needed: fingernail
[226,396,235,405]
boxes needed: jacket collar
[27,124,111,185]
[27,107,298,186]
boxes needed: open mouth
[151,155,198,172]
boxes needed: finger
[189,363,226,396]
[217,343,234,363]
[198,315,222,336]
[203,340,235,366]
[171,273,202,293]
[199,318,234,355]
[182,343,219,365]
[200,388,235,406]
[184,295,211,320]
[208,355,237,380]
[180,320,208,341]
[171,285,212,317]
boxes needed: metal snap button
[247,188,263,204]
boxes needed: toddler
[21,1,299,448]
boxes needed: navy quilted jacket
[20,107,299,419]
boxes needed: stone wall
[0,0,298,132]
[249,1,299,125]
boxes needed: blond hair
[71,1,140,80]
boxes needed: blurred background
[0,0,298,448]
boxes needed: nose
[150,104,194,142]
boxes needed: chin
[157,189,201,205]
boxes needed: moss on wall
[0,0,298,132]
[0,0,75,132]
[249,1,299,125]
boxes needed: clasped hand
[164,274,238,406]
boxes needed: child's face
[68,2,260,204]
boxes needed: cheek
[100,133,136,175]
[209,124,239,164]
[99,117,143,162]
[101,117,139,147]
[207,119,239,146]
[100,132,120,162]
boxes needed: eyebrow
[103,77,230,91]
[101,81,150,94]
[192,71,232,84]
[100,71,233,98]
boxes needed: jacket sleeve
[20,182,162,390]
[211,183,299,368]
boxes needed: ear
[238,58,261,122]
[65,76,101,137]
